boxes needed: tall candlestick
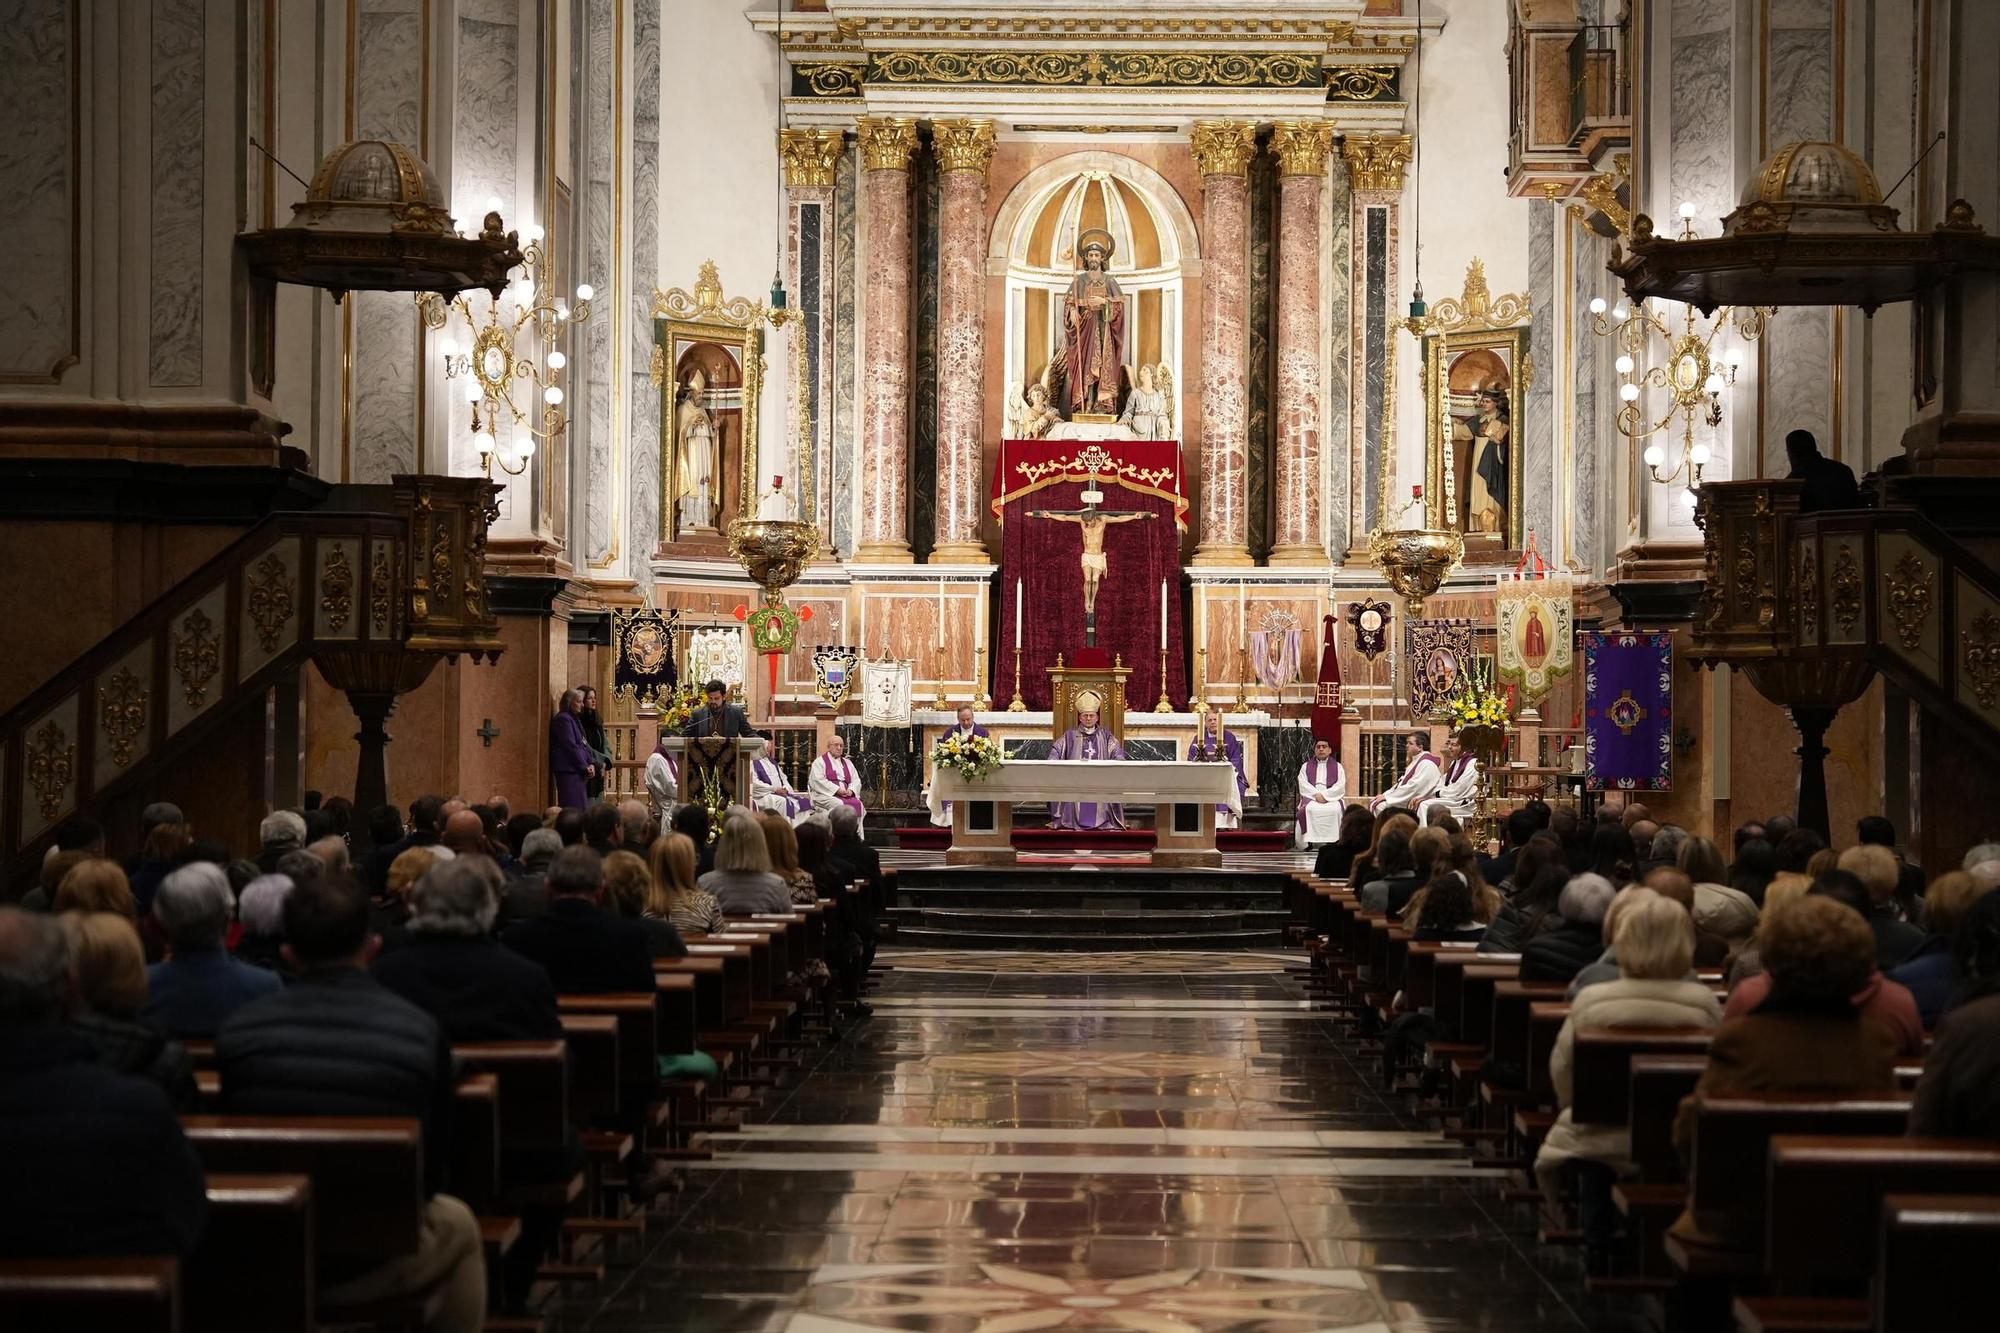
[1237,578,1246,639]
[1159,579,1168,651]
[1013,577,1023,649]
[937,578,946,649]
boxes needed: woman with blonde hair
[648,832,723,936]
[761,814,818,905]
[53,859,137,921]
[698,813,791,914]
[59,912,197,1109]
[600,849,686,957]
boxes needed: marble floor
[567,950,1639,1332]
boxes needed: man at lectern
[683,679,755,738]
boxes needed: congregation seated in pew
[501,845,657,994]
[373,856,565,1044]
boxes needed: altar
[935,760,1240,869]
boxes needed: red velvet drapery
[995,473,1187,712]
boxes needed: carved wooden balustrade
[0,476,501,880]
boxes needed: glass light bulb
[1690,443,1712,466]
[544,386,564,405]
[1678,201,1697,219]
[1619,383,1641,403]
[1644,444,1666,467]
[525,223,544,242]
[1614,354,1635,375]
[546,350,566,370]
[476,433,493,456]
[1589,297,1607,315]
[1681,488,1699,509]
[438,336,458,358]
[486,196,505,216]
[464,380,482,403]
[1725,347,1745,366]
[518,438,536,458]
[575,283,595,301]
[1612,303,1630,322]
[1703,372,1724,394]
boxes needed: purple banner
[1583,631,1673,791]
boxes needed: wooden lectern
[664,736,766,814]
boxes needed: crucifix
[1027,475,1156,648]
[476,718,501,748]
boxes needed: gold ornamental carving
[428,517,454,615]
[1189,120,1257,179]
[1830,543,1862,636]
[370,545,394,633]
[1734,530,1762,621]
[1964,611,2000,709]
[320,543,355,632]
[1404,258,1534,339]
[247,553,296,653]
[26,720,75,822]
[867,50,1322,90]
[932,119,998,175]
[98,668,148,769]
[1798,545,1820,641]
[778,127,843,188]
[1341,133,1413,193]
[1326,65,1399,101]
[855,116,919,172]
[1884,552,1934,652]
[172,607,220,707]
[792,62,861,98]
[1271,121,1336,178]
[1578,153,1632,237]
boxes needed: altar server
[809,734,865,832]
[1187,708,1247,830]
[1372,731,1442,813]
[1417,736,1481,826]
[643,736,680,824]
[927,705,993,827]
[1049,692,1126,830]
[1296,738,1347,847]
[751,753,810,821]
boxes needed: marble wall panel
[0,0,75,381]
[1571,223,1600,566]
[1245,151,1275,560]
[1668,28,1733,223]
[581,0,614,565]
[1762,9,1835,470]
[1524,199,1554,551]
[628,0,660,565]
[453,2,520,481]
[910,154,940,560]
[349,0,423,481]
[1360,206,1389,536]
[833,145,858,556]
[1324,168,1351,557]
[149,0,204,388]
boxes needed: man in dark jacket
[500,846,655,993]
[1519,873,1617,985]
[218,874,485,1324]
[376,858,563,1042]
[361,794,445,893]
[0,908,207,1260]
[682,679,757,738]
[1785,428,1861,513]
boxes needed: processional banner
[1495,574,1574,707]
[990,438,1188,529]
[859,659,913,728]
[612,607,679,709]
[1406,619,1476,720]
[1583,631,1674,791]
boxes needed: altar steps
[886,872,1290,950]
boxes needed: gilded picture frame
[653,261,764,547]
[1421,325,1530,554]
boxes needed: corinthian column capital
[779,128,843,189]
[1189,120,1258,179]
[1271,121,1336,178]
[856,116,919,172]
[1340,132,1414,193]
[932,119,998,176]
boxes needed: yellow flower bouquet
[932,731,1003,782]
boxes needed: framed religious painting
[654,261,764,547]
[1411,260,1533,557]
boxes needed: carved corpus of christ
[1026,498,1155,618]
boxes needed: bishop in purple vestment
[1187,710,1248,829]
[1048,693,1127,830]
[549,689,596,808]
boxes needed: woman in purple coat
[549,689,597,809]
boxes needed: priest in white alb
[1295,738,1346,848]
[1417,736,1481,825]
[1048,691,1127,830]
[1372,731,1442,813]
[751,752,810,821]
[809,733,865,833]
[643,735,679,825]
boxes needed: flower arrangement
[699,769,726,840]
[1444,657,1512,743]
[658,683,701,734]
[932,730,1003,782]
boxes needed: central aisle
[576,951,1626,1332]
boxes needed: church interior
[5,0,2000,1330]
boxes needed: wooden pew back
[1873,1193,2000,1332]
[1569,1027,1714,1126]
[452,1040,569,1153]
[1627,1053,1708,1182]
[1682,1096,1911,1248]
[185,1174,313,1333]
[0,1257,180,1332]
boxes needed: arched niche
[988,153,1201,428]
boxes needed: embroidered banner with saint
[1406,619,1477,720]
[1583,631,1673,791]
[1495,574,1575,707]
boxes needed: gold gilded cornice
[793,62,862,98]
[856,116,919,172]
[1325,64,1399,101]
[1577,152,1632,236]
[779,128,843,189]
[1341,132,1413,193]
[932,119,998,175]
[1271,121,1335,177]
[868,49,1321,89]
[1189,120,1258,179]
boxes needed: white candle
[1014,578,1023,649]
[1237,579,1246,639]
[1159,579,1168,650]
[937,578,947,649]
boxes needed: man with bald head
[1629,819,1660,866]
[441,810,489,858]
[617,799,651,852]
[1620,801,1651,830]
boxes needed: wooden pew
[1568,1027,1715,1130]
[0,1257,180,1332]
[452,1040,570,1157]
[450,1072,501,1212]
[1872,1193,2000,1332]
[185,1174,314,1333]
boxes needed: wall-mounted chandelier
[1591,204,1772,507]
[417,209,597,477]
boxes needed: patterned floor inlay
[878,949,1301,975]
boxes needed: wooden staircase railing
[0,475,501,882]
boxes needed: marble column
[780,128,842,543]
[1269,122,1334,564]
[931,120,997,564]
[1189,120,1258,567]
[854,117,919,563]
[1341,133,1412,549]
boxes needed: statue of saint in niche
[1061,228,1126,419]
[1452,383,1511,538]
[675,367,719,531]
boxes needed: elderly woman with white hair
[140,861,282,1037]
[373,857,563,1043]
[255,809,308,873]
[1519,873,1620,986]
[234,873,295,975]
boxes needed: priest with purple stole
[928,704,993,827]
[1048,691,1126,830]
[1417,736,1481,825]
[809,734,865,833]
[751,754,810,821]
[1187,708,1247,830]
[1296,738,1347,848]
[1372,730,1442,813]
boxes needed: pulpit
[664,736,767,816]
